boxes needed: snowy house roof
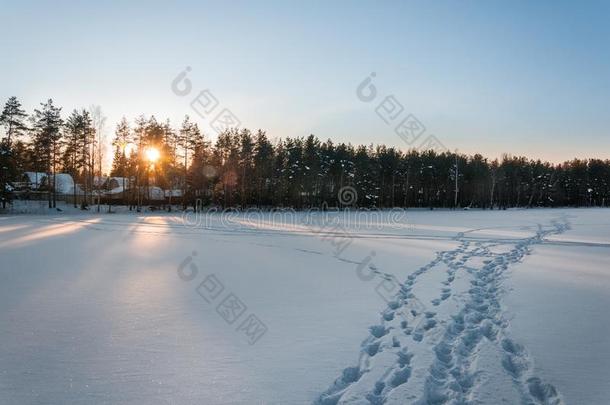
[22,172,82,194]
[108,177,130,189]
[94,176,131,190]
[23,172,47,189]
[149,186,165,200]
[50,173,76,194]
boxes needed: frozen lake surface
[0,208,608,404]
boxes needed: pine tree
[89,105,107,211]
[302,135,321,207]
[238,129,254,206]
[162,118,179,203]
[32,99,63,208]
[64,110,84,207]
[80,110,95,207]
[187,129,211,207]
[253,130,274,206]
[0,97,29,207]
[130,115,148,210]
[1,97,28,148]
[178,116,202,208]
[111,117,131,177]
[110,117,132,206]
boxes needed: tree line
[1,96,609,210]
[0,97,106,208]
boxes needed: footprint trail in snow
[315,216,570,405]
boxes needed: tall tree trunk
[403,169,410,207]
[47,161,52,209]
[183,148,187,209]
[52,143,56,208]
[490,173,496,209]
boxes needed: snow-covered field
[0,208,609,404]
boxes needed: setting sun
[145,147,160,163]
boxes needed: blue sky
[2,0,609,162]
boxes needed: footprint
[366,341,382,356]
[370,325,389,338]
[501,338,523,355]
[502,354,527,378]
[397,350,413,367]
[387,300,400,310]
[383,311,395,321]
[527,377,561,404]
[389,366,412,387]
[392,336,401,347]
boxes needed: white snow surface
[0,208,609,404]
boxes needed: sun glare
[145,147,160,163]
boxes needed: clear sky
[2,0,609,163]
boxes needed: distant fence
[0,200,55,215]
